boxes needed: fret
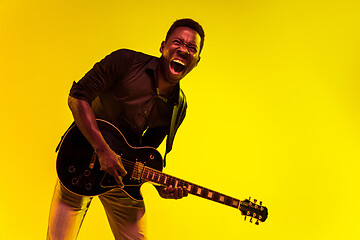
[201,188,209,198]
[149,171,153,180]
[225,196,233,206]
[169,178,175,187]
[154,172,160,183]
[191,185,198,195]
[201,188,205,196]
[142,169,146,180]
[213,192,220,202]
[178,182,238,208]
[140,167,242,210]
[142,168,157,183]
[160,174,165,184]
[166,177,171,186]
[232,199,240,208]
[151,172,155,181]
[179,179,186,188]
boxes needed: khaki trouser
[47,181,146,240]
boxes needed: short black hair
[165,18,205,54]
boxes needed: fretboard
[141,167,241,209]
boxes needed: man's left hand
[158,185,189,199]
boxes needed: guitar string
[114,157,211,196]
[113,157,243,206]
[90,157,264,216]
[83,141,236,202]
[116,157,227,193]
[68,129,262,218]
[84,145,248,208]
[118,157,194,186]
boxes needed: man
[47,18,205,239]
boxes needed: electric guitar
[56,119,268,224]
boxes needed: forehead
[168,27,201,46]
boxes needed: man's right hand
[68,96,127,188]
[96,147,127,188]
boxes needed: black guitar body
[56,120,269,224]
[56,119,163,201]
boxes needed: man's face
[160,26,201,84]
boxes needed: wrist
[93,141,111,155]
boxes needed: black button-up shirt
[69,49,182,148]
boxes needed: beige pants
[47,181,146,240]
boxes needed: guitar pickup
[131,161,145,180]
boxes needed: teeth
[173,59,185,66]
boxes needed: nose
[177,45,189,58]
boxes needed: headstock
[239,197,268,225]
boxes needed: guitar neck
[141,167,242,209]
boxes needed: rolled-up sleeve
[69,49,134,103]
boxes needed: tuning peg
[244,216,247,221]
[249,196,251,201]
[255,220,259,225]
[250,217,253,223]
[254,199,257,204]
[260,201,263,206]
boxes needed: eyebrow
[176,37,198,49]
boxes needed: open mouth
[171,59,186,74]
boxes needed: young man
[47,18,205,239]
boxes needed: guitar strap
[164,88,187,167]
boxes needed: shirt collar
[145,57,180,106]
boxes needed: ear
[196,56,201,66]
[160,41,165,54]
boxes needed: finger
[166,185,173,198]
[172,186,180,199]
[177,187,183,199]
[171,187,177,199]
[110,169,124,188]
[117,155,127,176]
[183,186,189,197]
[161,186,167,197]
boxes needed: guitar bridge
[131,161,145,180]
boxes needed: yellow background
[1,0,359,239]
